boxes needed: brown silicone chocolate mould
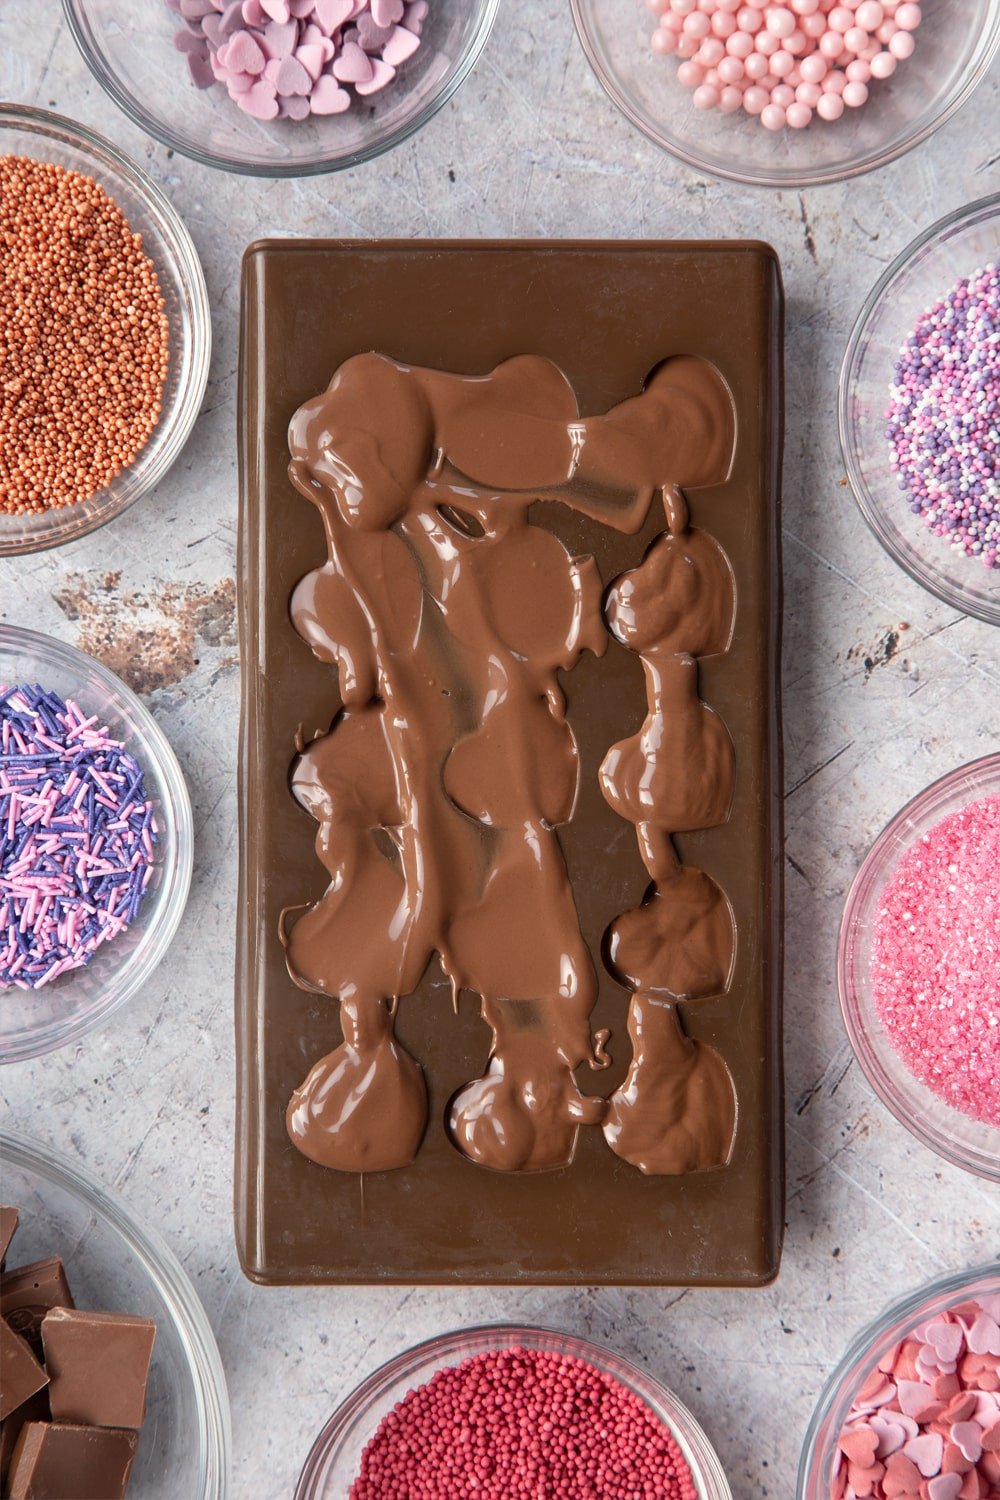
[237,240,784,1286]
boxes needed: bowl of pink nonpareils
[295,1324,733,1500]
[570,0,1000,188]
[0,626,193,1065]
[838,752,1000,1183]
[63,0,498,177]
[799,1263,1000,1500]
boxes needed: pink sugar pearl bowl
[571,0,1000,186]
[294,1325,734,1500]
[838,752,1000,1184]
[799,1264,1000,1500]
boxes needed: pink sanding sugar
[349,1346,699,1500]
[870,794,1000,1130]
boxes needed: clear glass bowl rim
[0,623,194,1064]
[61,0,501,178]
[0,103,211,557]
[797,1260,1000,1498]
[838,192,1000,626]
[294,1321,733,1500]
[0,1126,232,1500]
[569,0,1000,190]
[836,751,1000,1181]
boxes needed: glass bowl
[840,194,1000,625]
[0,1129,230,1499]
[63,0,499,178]
[0,105,211,558]
[0,625,193,1065]
[295,1323,733,1500]
[798,1262,1000,1499]
[570,0,1000,189]
[838,752,1000,1183]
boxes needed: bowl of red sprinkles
[838,753,1000,1183]
[840,194,1000,626]
[0,626,193,1064]
[799,1262,1000,1500]
[295,1324,732,1500]
[0,105,210,557]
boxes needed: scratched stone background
[2,5,999,1498]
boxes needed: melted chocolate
[236,239,784,1286]
[283,353,735,1175]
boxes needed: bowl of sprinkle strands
[0,105,210,556]
[0,625,193,1064]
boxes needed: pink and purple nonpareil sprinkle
[870,795,1000,1131]
[832,1293,1000,1500]
[169,0,428,121]
[0,685,157,992]
[886,264,1000,572]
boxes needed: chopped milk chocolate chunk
[5,1422,137,1500]
[41,1309,155,1430]
[0,1389,50,1490]
[0,1321,48,1421]
[0,1209,17,1268]
[0,1260,74,1360]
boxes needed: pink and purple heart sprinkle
[832,1292,1000,1500]
[0,685,158,992]
[349,1346,698,1500]
[870,793,1000,1131]
[168,0,427,121]
[885,263,1000,572]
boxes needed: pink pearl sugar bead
[649,0,921,131]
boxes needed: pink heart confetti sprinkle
[898,1380,939,1420]
[951,1422,983,1464]
[263,56,283,82]
[314,0,353,29]
[309,73,351,111]
[928,1476,963,1500]
[264,17,299,54]
[223,27,267,72]
[969,1316,1000,1357]
[275,52,312,92]
[381,23,419,66]
[870,1414,908,1458]
[926,1322,967,1367]
[295,42,326,79]
[239,78,280,116]
[242,0,267,23]
[280,93,311,117]
[332,39,373,81]
[355,55,394,93]
[261,0,291,19]
[289,0,315,12]
[883,1451,923,1498]
[840,1428,880,1468]
[370,0,403,26]
[224,68,256,93]
[904,1432,944,1478]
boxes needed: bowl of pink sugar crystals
[838,752,1000,1183]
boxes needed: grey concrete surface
[1,4,999,1497]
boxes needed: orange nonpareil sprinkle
[0,154,170,515]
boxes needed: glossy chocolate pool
[237,240,784,1285]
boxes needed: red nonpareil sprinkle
[350,1346,699,1500]
[870,794,1000,1130]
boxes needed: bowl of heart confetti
[0,626,193,1065]
[841,194,1000,626]
[570,0,1000,189]
[294,1324,732,1499]
[63,0,498,177]
[799,1263,1000,1500]
[838,752,1000,1183]
[0,106,210,558]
